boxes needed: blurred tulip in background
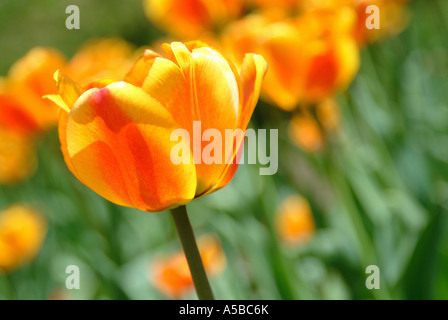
[149,234,226,299]
[275,195,315,245]
[0,205,46,273]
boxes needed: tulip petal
[64,82,197,212]
[58,110,83,183]
[142,44,243,195]
[204,53,267,195]
[44,94,69,113]
[142,57,193,132]
[190,46,241,194]
[239,53,268,130]
[163,42,192,71]
[124,49,161,87]
[184,40,210,51]
[54,70,85,110]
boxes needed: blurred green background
[0,0,447,300]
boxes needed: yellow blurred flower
[0,205,47,272]
[222,7,360,110]
[143,0,244,39]
[149,234,226,299]
[0,129,37,184]
[275,195,315,245]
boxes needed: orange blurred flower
[0,40,136,138]
[0,129,37,184]
[316,98,340,132]
[150,234,226,299]
[48,288,71,300]
[143,0,244,39]
[0,88,41,137]
[275,195,315,245]
[248,0,302,11]
[0,48,65,185]
[48,41,267,212]
[0,205,47,272]
[64,38,137,84]
[301,0,411,45]
[222,8,359,110]
[301,0,353,10]
[0,48,66,135]
[353,0,411,45]
[288,99,339,152]
[0,40,139,186]
[289,113,324,153]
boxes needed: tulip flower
[0,40,137,137]
[0,87,41,137]
[0,48,65,184]
[300,0,411,46]
[47,41,267,299]
[352,0,411,45]
[142,0,244,39]
[0,40,138,185]
[0,129,37,184]
[275,195,315,245]
[222,8,359,110]
[248,0,302,11]
[315,98,340,133]
[0,48,66,134]
[150,234,226,299]
[48,41,266,212]
[0,205,47,272]
[288,98,340,152]
[48,288,71,300]
[289,113,325,153]
[64,38,136,84]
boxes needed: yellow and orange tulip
[150,234,226,299]
[48,41,267,212]
[0,205,47,272]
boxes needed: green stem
[170,205,214,300]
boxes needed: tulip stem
[170,205,214,300]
